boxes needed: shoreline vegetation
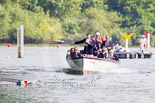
[0,0,155,46]
[0,43,143,48]
[0,43,82,47]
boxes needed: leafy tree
[0,0,154,46]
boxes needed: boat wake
[56,67,136,75]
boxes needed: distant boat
[66,56,120,73]
[54,40,64,44]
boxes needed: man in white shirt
[140,35,148,51]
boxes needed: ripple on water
[0,47,155,103]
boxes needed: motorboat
[66,54,120,73]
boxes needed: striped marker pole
[17,25,24,58]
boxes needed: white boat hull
[66,57,120,73]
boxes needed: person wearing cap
[101,35,113,52]
[97,48,108,59]
[93,32,104,56]
[140,35,148,51]
[95,32,104,43]
[72,33,95,56]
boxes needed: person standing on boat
[109,50,119,61]
[93,32,104,56]
[72,33,94,56]
[140,35,148,52]
[101,35,113,52]
[94,32,104,43]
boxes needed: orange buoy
[24,81,27,86]
[57,44,60,48]
[7,44,11,47]
[37,80,41,82]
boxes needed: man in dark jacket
[73,47,81,58]
[101,35,113,52]
[97,48,108,59]
[72,33,94,56]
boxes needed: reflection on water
[0,46,155,103]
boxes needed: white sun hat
[95,32,100,35]
[142,35,145,38]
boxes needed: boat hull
[66,57,119,73]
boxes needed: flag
[150,32,152,38]
[144,32,146,35]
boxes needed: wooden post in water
[17,25,24,58]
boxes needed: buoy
[57,44,60,48]
[16,81,21,85]
[16,80,43,86]
[7,44,11,47]
[24,81,28,86]
[37,80,41,82]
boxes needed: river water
[0,46,155,103]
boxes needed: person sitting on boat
[73,47,81,58]
[140,35,148,52]
[97,48,108,59]
[98,48,102,55]
[70,48,75,57]
[101,35,113,52]
[72,33,95,57]
[115,42,123,52]
[109,50,119,62]
[93,32,103,56]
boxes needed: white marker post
[17,25,24,58]
[125,39,128,51]
[147,33,150,50]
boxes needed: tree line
[0,0,155,46]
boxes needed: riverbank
[0,43,148,48]
[0,43,83,47]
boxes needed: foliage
[0,0,155,46]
